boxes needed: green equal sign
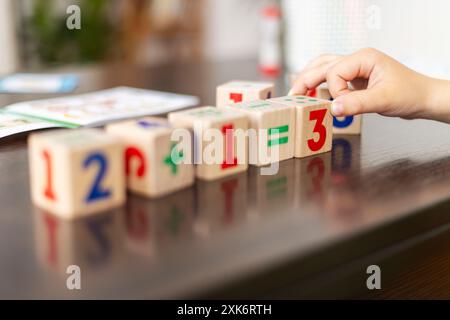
[268,125,289,147]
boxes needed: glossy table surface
[1,60,450,299]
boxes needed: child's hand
[289,48,446,121]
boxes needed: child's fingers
[289,58,341,95]
[331,88,387,116]
[289,67,326,95]
[326,48,379,99]
[302,54,342,72]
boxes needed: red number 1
[307,109,327,152]
[42,150,56,201]
[221,124,238,170]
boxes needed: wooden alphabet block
[314,86,362,135]
[216,80,275,107]
[29,129,126,219]
[105,117,194,198]
[269,96,333,158]
[221,100,295,166]
[168,106,248,181]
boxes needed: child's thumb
[331,89,383,116]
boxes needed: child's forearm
[426,78,450,123]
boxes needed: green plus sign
[164,143,184,175]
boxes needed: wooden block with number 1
[105,117,194,198]
[269,96,333,158]
[168,106,248,181]
[216,80,275,107]
[29,129,126,219]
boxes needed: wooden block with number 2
[29,129,126,219]
[269,96,333,158]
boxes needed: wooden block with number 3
[269,96,333,158]
[216,80,275,107]
[168,106,248,181]
[105,117,195,198]
[29,129,126,219]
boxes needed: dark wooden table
[1,60,450,299]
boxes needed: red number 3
[307,109,327,152]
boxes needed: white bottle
[0,0,19,75]
[259,4,282,76]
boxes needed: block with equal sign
[220,100,295,166]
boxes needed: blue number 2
[333,116,354,128]
[83,153,111,203]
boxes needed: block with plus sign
[105,117,194,198]
[168,106,248,181]
[220,100,295,166]
[216,80,275,107]
[269,96,333,158]
[29,129,126,219]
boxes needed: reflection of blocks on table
[150,188,195,250]
[248,159,296,216]
[269,96,333,158]
[29,129,126,219]
[331,135,362,179]
[221,100,295,166]
[216,80,275,107]
[33,208,125,274]
[125,189,195,254]
[106,117,194,198]
[168,106,248,181]
[195,173,247,237]
[314,87,362,135]
[124,195,158,258]
[294,153,331,208]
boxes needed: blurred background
[1,0,450,79]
